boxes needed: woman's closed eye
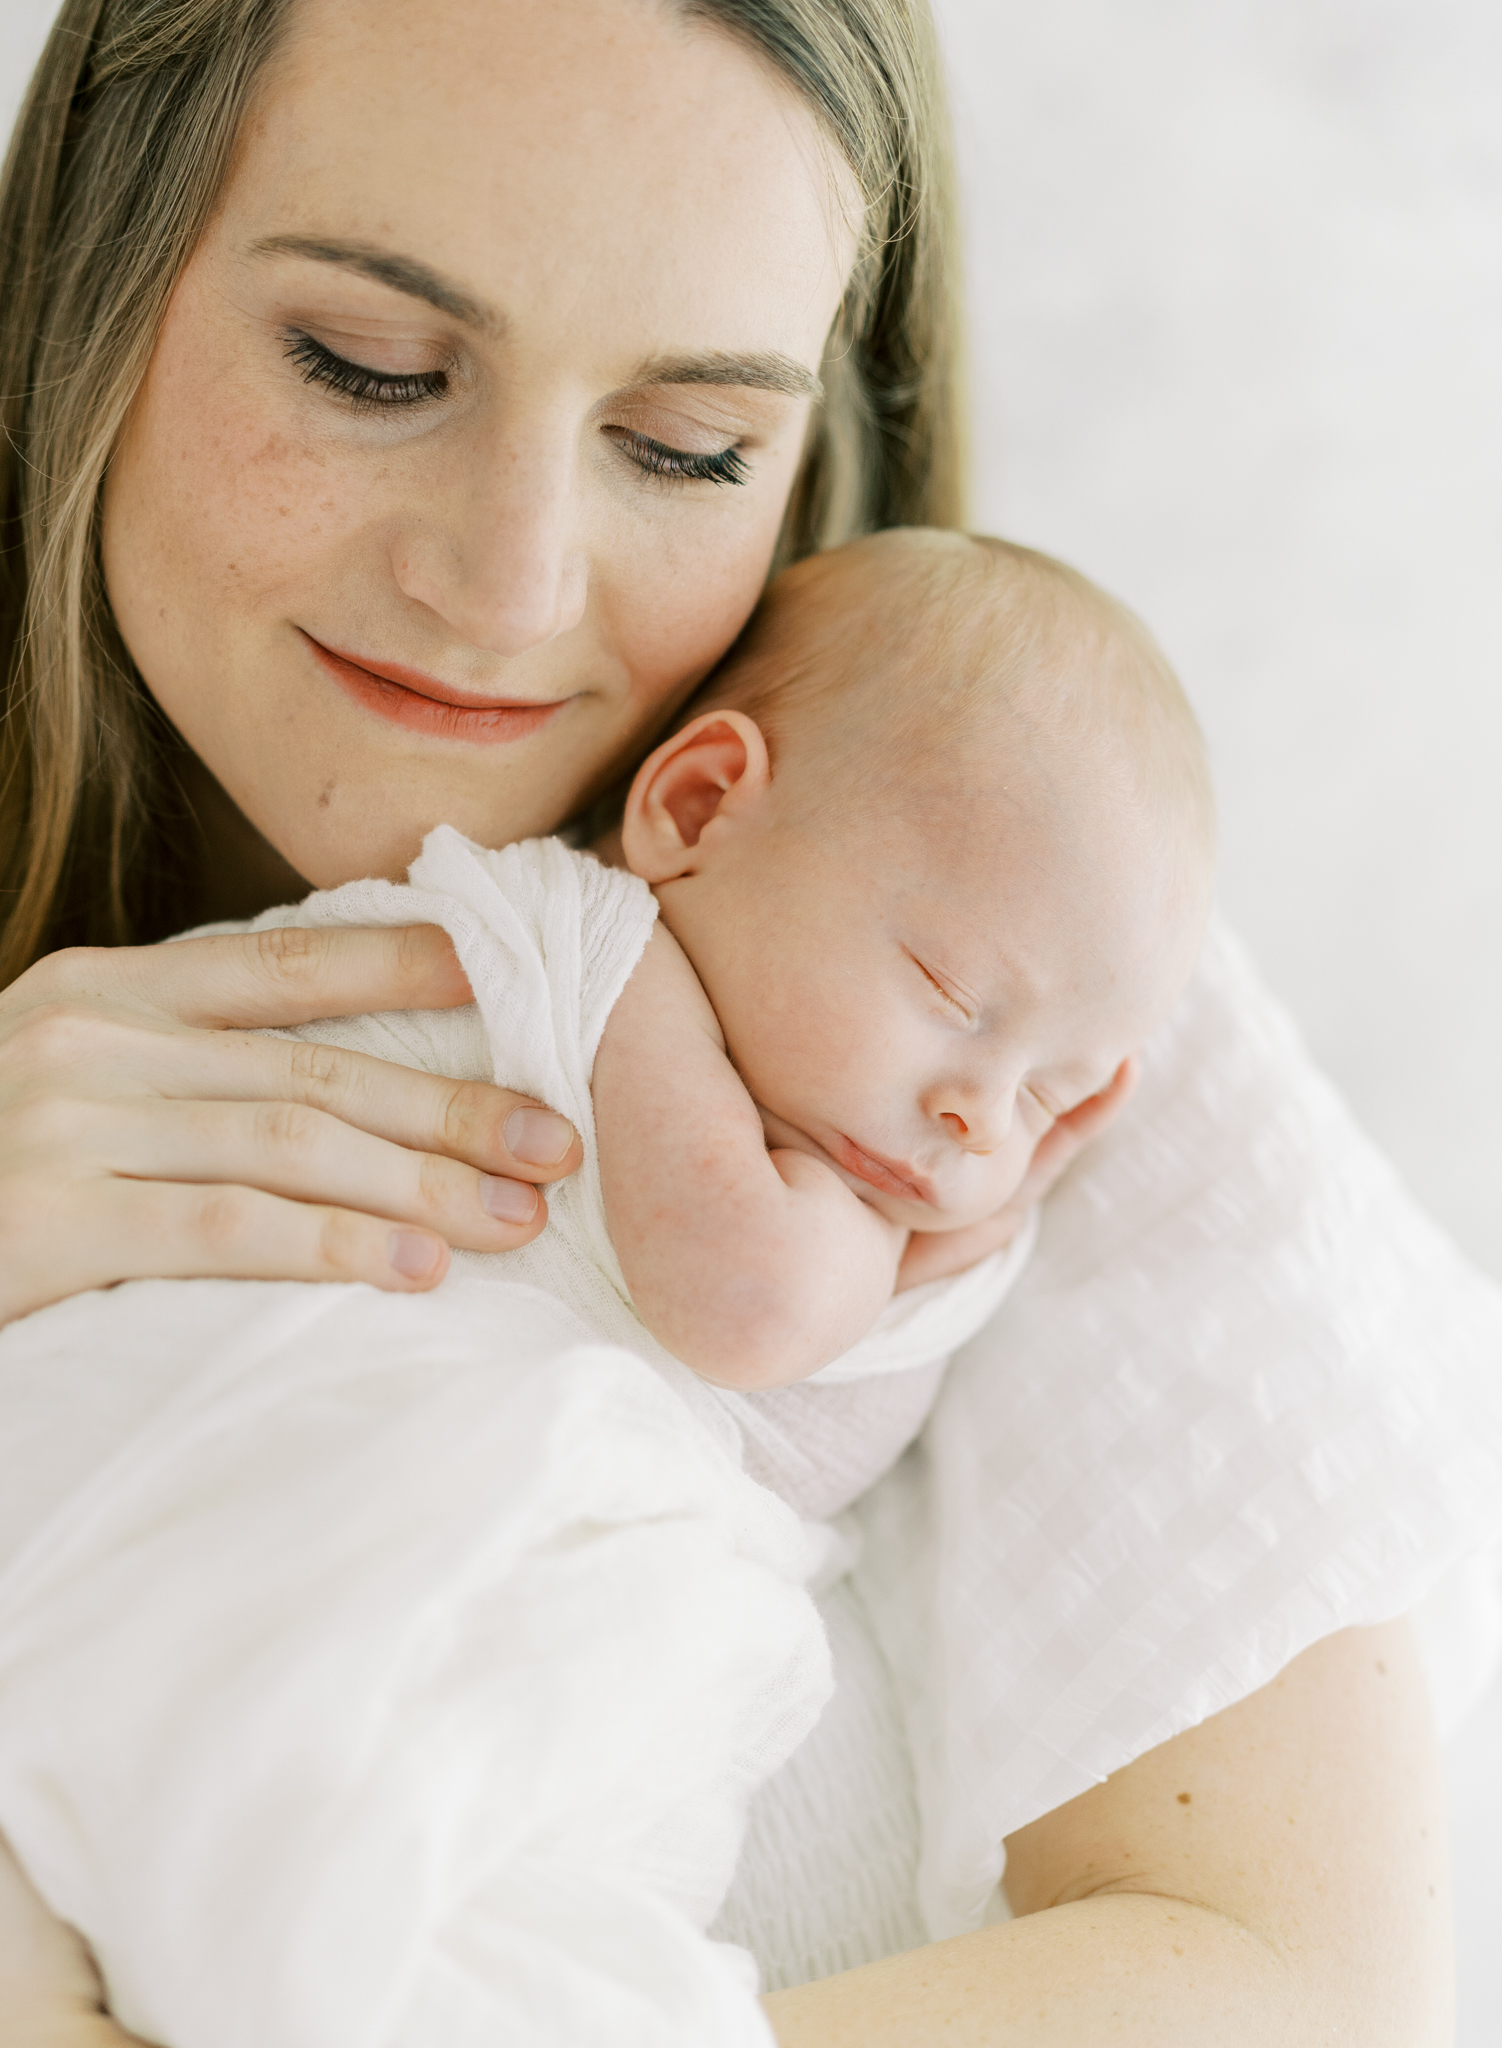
[603,426,749,487]
[284,331,449,414]
[283,333,749,484]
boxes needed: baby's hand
[893,1057,1139,1294]
[895,1209,1025,1291]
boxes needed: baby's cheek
[962,1130,1041,1220]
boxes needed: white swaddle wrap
[0,1281,822,2048]
[0,826,1028,2045]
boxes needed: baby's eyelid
[911,953,974,1020]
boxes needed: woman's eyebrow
[632,352,823,401]
[248,234,496,330]
[248,237,821,398]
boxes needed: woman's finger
[229,1033,583,1180]
[18,923,475,1034]
[0,1175,465,1327]
[3,1008,582,1182]
[61,1097,552,1251]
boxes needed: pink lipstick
[303,632,569,745]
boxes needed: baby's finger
[79,1098,552,1252]
[1015,1057,1141,1206]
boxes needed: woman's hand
[0,927,583,1327]
[0,1832,144,2047]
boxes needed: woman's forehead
[229,0,860,376]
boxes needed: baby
[0,528,1214,2048]
[591,526,1211,1384]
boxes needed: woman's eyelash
[616,430,749,488]
[282,340,747,486]
[283,332,447,413]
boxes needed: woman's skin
[0,0,856,1326]
[0,1,1453,2040]
[768,1619,1452,2047]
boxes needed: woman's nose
[390,418,588,656]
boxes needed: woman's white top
[727,893,1502,1973]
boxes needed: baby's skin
[592,529,1215,1389]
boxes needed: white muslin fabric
[0,1278,825,2048]
[0,825,1032,2042]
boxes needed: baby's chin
[901,1202,1019,1234]
[841,1177,1018,1234]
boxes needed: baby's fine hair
[700,527,1216,865]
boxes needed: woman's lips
[829,1134,934,1205]
[302,632,569,745]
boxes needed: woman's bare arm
[766,1618,1451,2047]
[0,927,583,1327]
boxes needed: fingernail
[503,1107,575,1168]
[480,1174,540,1225]
[388,1229,443,1281]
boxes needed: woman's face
[103,0,858,888]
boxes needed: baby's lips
[831,1132,934,1204]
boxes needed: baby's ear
[620,710,771,883]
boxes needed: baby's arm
[593,925,906,1390]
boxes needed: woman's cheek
[105,342,356,712]
[605,481,788,707]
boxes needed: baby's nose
[935,1090,1013,1153]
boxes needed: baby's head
[619,529,1214,1233]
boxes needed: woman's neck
[176,753,310,925]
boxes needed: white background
[4,1,1499,2037]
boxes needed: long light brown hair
[0,0,966,983]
